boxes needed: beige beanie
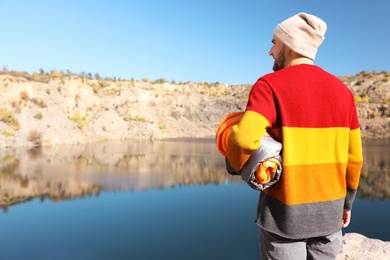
[273,12,327,60]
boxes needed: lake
[0,138,389,260]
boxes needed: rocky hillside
[339,70,390,139]
[0,69,389,148]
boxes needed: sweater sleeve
[344,127,363,210]
[225,111,269,171]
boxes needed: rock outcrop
[338,233,390,260]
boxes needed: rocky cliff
[0,70,389,148]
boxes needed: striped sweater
[226,64,363,239]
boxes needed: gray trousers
[259,228,342,260]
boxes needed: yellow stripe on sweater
[280,127,352,166]
[348,128,363,162]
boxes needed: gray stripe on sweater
[256,193,346,239]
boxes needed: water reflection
[359,139,390,199]
[0,139,237,211]
[1,138,389,211]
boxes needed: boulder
[337,233,390,260]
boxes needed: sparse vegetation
[124,116,148,122]
[27,130,41,146]
[2,130,15,137]
[51,71,62,78]
[0,108,19,131]
[69,110,87,129]
[19,91,29,100]
[34,113,43,120]
[31,98,47,108]
[152,78,166,84]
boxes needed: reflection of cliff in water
[357,139,390,200]
[1,139,389,210]
[0,139,238,210]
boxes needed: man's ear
[285,46,293,53]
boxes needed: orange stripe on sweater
[264,163,349,205]
[347,161,362,189]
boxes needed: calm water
[0,138,389,260]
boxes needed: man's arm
[225,111,269,171]
[344,128,363,210]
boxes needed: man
[225,13,363,260]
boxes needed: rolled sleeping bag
[216,112,282,190]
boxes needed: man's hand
[342,210,351,228]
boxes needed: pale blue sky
[0,0,388,84]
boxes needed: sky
[0,0,389,84]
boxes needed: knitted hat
[273,12,327,60]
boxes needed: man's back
[245,64,362,239]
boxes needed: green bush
[0,108,19,130]
[34,113,43,120]
[2,130,15,137]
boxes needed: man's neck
[287,57,314,67]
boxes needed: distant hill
[0,69,389,148]
[339,70,390,139]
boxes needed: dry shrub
[19,91,29,100]
[0,108,19,130]
[27,130,42,146]
[51,71,62,78]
